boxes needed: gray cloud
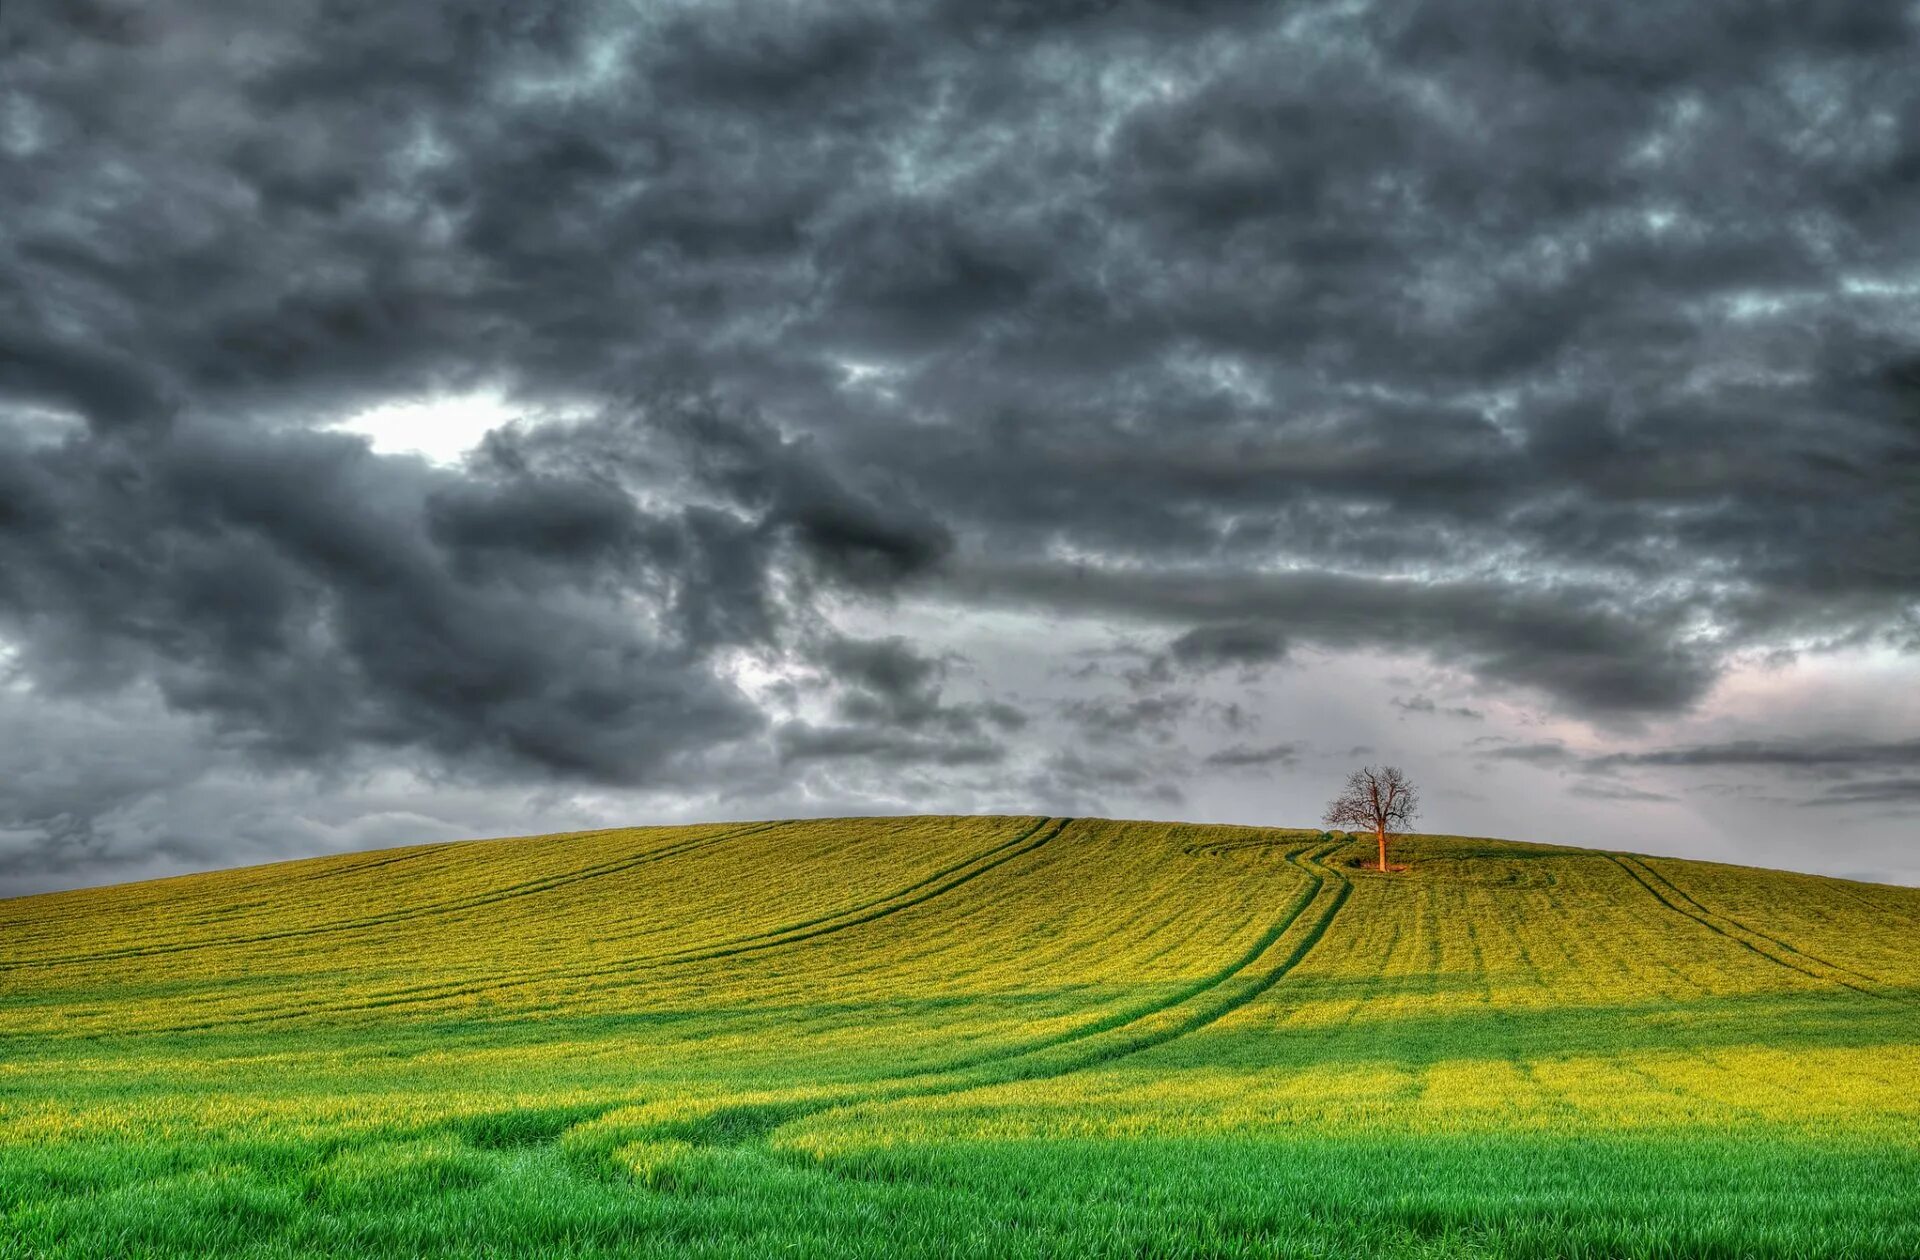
[774,633,1028,772]
[1478,735,1920,814]
[1033,751,1185,810]
[775,722,1005,769]
[945,562,1722,717]
[1473,741,1577,766]
[1569,782,1676,804]
[3,0,1919,891]
[1393,694,1485,720]
[1205,742,1305,769]
[1061,693,1197,746]
[1167,623,1289,672]
[1801,779,1920,808]
[0,411,770,784]
[1592,737,1920,773]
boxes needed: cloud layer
[3,0,1918,892]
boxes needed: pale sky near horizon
[2,0,1918,896]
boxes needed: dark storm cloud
[1568,782,1675,804]
[1205,742,1304,769]
[1477,735,1920,812]
[1590,737,1920,773]
[1473,741,1577,767]
[1598,736,1920,812]
[773,633,1027,772]
[0,415,770,782]
[1802,779,1920,808]
[1167,623,1289,672]
[1033,751,1185,811]
[1062,693,1196,745]
[947,562,1718,716]
[1475,735,1920,775]
[1393,694,1484,720]
[775,722,1005,769]
[4,0,1920,890]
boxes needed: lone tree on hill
[1324,765,1420,873]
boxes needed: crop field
[2,815,1917,1258]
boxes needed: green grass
[2,817,1916,1257]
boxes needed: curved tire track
[123,818,1075,1035]
[575,837,1358,1168]
[1632,858,1894,987]
[265,818,1069,1021]
[652,817,1074,968]
[1609,855,1896,1001]
[857,838,1353,1095]
[5,822,783,972]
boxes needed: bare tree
[1324,765,1420,872]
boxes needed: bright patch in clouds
[328,388,522,465]
[7,403,85,446]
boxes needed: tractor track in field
[1608,855,1899,1001]
[570,836,1359,1172]
[650,816,1075,968]
[612,826,1350,1093]
[355,817,1073,1012]
[1182,833,1321,861]
[87,823,1358,1172]
[286,842,460,884]
[919,841,1327,1075]
[2,822,785,972]
[119,818,1076,1036]
[334,816,1073,1016]
[1627,858,1895,988]
[155,846,468,932]
[0,844,468,955]
[1819,879,1920,932]
[1026,838,1353,1072]
[468,827,1332,1056]
[708,818,1058,949]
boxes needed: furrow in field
[332,822,1282,1075]
[687,822,1246,1065]
[1608,855,1895,1001]
[1062,841,1355,1064]
[1820,879,1920,931]
[860,833,1320,1067]
[1633,857,1913,992]
[350,815,1070,1014]
[437,816,1036,981]
[249,816,1062,1023]
[710,818,1056,948]
[519,829,1326,1119]
[124,819,1077,1035]
[941,839,1354,1083]
[1,822,781,971]
[917,840,1322,1075]
[0,830,645,954]
[647,816,1073,966]
[566,837,1357,1159]
[151,845,469,933]
[481,814,1077,1009]
[285,843,457,885]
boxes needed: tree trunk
[1376,824,1388,872]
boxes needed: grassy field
[2,816,1916,1258]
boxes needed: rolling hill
[3,817,1917,1258]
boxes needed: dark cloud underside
[2,0,1918,891]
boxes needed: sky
[2,0,1918,897]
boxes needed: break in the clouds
[3,0,1919,894]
